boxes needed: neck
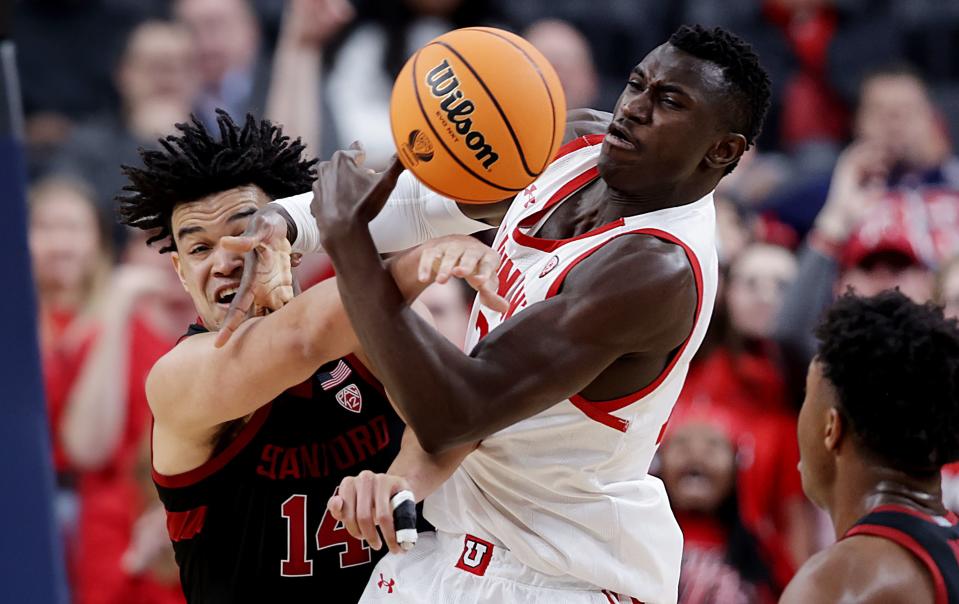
[829,458,946,538]
[596,178,716,222]
[39,286,84,312]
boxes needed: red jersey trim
[545,228,704,430]
[869,504,952,524]
[152,403,272,488]
[554,133,605,161]
[845,524,948,604]
[513,168,602,252]
[166,505,208,542]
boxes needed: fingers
[434,246,464,284]
[478,281,510,314]
[220,235,257,254]
[335,476,361,541]
[374,475,400,554]
[214,248,258,348]
[354,471,382,550]
[357,156,405,223]
[418,244,442,282]
[451,247,483,280]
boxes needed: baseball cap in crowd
[842,222,926,270]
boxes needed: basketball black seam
[462,27,560,173]
[412,48,523,194]
[432,40,537,179]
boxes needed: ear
[704,133,747,172]
[170,252,189,293]
[824,407,845,453]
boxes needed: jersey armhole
[845,525,949,604]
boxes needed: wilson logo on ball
[425,59,499,170]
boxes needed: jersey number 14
[280,492,371,576]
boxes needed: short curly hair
[668,25,771,174]
[815,290,959,473]
[118,110,317,252]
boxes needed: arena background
[2,1,958,602]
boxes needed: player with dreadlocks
[117,110,504,603]
[220,24,773,603]
[782,290,959,604]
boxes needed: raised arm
[151,235,502,438]
[312,152,696,453]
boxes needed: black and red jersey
[154,324,404,603]
[844,504,959,604]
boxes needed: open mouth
[214,284,239,305]
[605,122,637,151]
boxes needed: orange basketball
[390,27,567,203]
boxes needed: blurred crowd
[15,0,959,602]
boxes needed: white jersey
[424,134,719,603]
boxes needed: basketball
[389,27,567,203]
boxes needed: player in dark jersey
[116,111,503,603]
[781,290,959,604]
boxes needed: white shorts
[359,531,643,603]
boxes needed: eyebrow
[176,207,258,240]
[630,67,693,98]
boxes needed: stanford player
[226,25,772,603]
[116,111,503,603]
[780,290,959,604]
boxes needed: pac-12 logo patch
[335,384,363,413]
[539,255,560,278]
[455,534,494,576]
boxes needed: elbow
[61,432,111,470]
[405,398,479,455]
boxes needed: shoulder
[558,235,696,350]
[781,536,935,604]
[563,108,612,144]
[145,330,217,414]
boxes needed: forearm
[62,302,134,469]
[265,12,321,156]
[388,430,474,503]
[326,227,488,452]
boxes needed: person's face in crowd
[525,20,599,110]
[29,185,104,302]
[175,0,259,89]
[599,43,745,195]
[417,282,471,350]
[169,185,268,329]
[660,420,736,514]
[726,243,797,338]
[855,74,948,169]
[839,253,934,302]
[117,22,198,110]
[797,359,842,510]
[714,197,749,265]
[938,261,959,320]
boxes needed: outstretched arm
[313,152,695,453]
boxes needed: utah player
[116,111,503,603]
[232,25,771,603]
[781,291,959,604]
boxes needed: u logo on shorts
[455,534,494,576]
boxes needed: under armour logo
[523,184,537,207]
[377,573,395,593]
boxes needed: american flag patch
[318,360,352,390]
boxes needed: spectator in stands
[326,0,507,167]
[49,20,198,240]
[60,230,192,604]
[659,409,778,603]
[524,19,599,110]
[14,0,161,170]
[766,65,959,239]
[679,240,814,587]
[28,177,112,576]
[774,140,940,371]
[174,0,268,130]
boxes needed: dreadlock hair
[118,110,318,253]
[668,25,771,175]
[815,290,959,473]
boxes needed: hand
[416,235,508,313]
[327,470,412,554]
[111,265,173,301]
[216,208,297,347]
[121,504,172,576]
[283,0,355,48]
[311,143,405,246]
[815,142,890,243]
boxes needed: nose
[211,242,243,279]
[621,90,653,125]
